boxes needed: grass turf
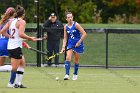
[6,23,140,66]
[6,32,139,67]
[0,67,140,93]
[26,23,140,29]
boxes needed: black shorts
[8,47,23,59]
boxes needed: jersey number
[11,29,16,36]
[70,33,75,39]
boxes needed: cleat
[13,84,27,88]
[47,62,52,66]
[7,83,14,88]
[72,74,78,80]
[18,84,27,88]
[64,74,70,80]
[13,84,19,88]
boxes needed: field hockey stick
[22,36,47,41]
[29,46,75,60]
[46,46,75,60]
[37,34,47,40]
[35,36,47,41]
[29,47,48,55]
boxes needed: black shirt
[43,20,63,41]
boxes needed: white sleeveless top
[8,18,22,49]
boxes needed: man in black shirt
[43,13,63,66]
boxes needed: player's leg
[0,57,12,72]
[0,57,5,66]
[0,50,16,87]
[8,64,16,87]
[7,57,16,88]
[10,57,20,88]
[14,56,26,88]
[72,52,80,80]
[64,50,73,80]
[8,47,26,88]
[0,50,12,72]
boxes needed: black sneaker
[43,61,47,64]
[13,84,19,88]
[13,84,27,88]
[19,84,27,88]
[48,62,52,66]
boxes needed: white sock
[0,65,12,72]
[15,67,24,85]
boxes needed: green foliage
[60,0,97,23]
[0,0,140,23]
[60,0,79,22]
[102,0,140,23]
[79,1,97,23]
[25,0,36,22]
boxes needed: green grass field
[20,32,140,67]
[0,67,140,93]
[26,23,140,29]
[4,24,140,66]
[4,32,138,66]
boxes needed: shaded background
[0,0,140,23]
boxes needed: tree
[101,0,140,23]
[60,0,97,23]
[0,0,139,23]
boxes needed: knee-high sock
[64,61,70,75]
[15,67,24,85]
[0,65,12,72]
[73,63,79,75]
[9,71,16,84]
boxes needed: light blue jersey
[66,21,84,54]
[0,21,9,56]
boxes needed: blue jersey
[66,21,84,54]
[0,21,9,56]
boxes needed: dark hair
[0,7,15,25]
[65,10,73,18]
[16,5,25,17]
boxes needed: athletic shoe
[7,83,14,88]
[13,84,19,88]
[19,84,27,88]
[13,84,27,88]
[64,74,70,80]
[47,61,52,66]
[72,74,78,80]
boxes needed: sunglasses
[51,16,55,18]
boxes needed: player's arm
[75,23,87,47]
[1,22,11,38]
[61,25,67,52]
[18,20,36,41]
[18,20,30,40]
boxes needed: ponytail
[0,7,15,25]
[16,5,25,17]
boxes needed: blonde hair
[0,7,15,25]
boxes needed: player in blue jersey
[0,7,18,88]
[0,7,15,68]
[61,11,87,80]
[1,5,37,88]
